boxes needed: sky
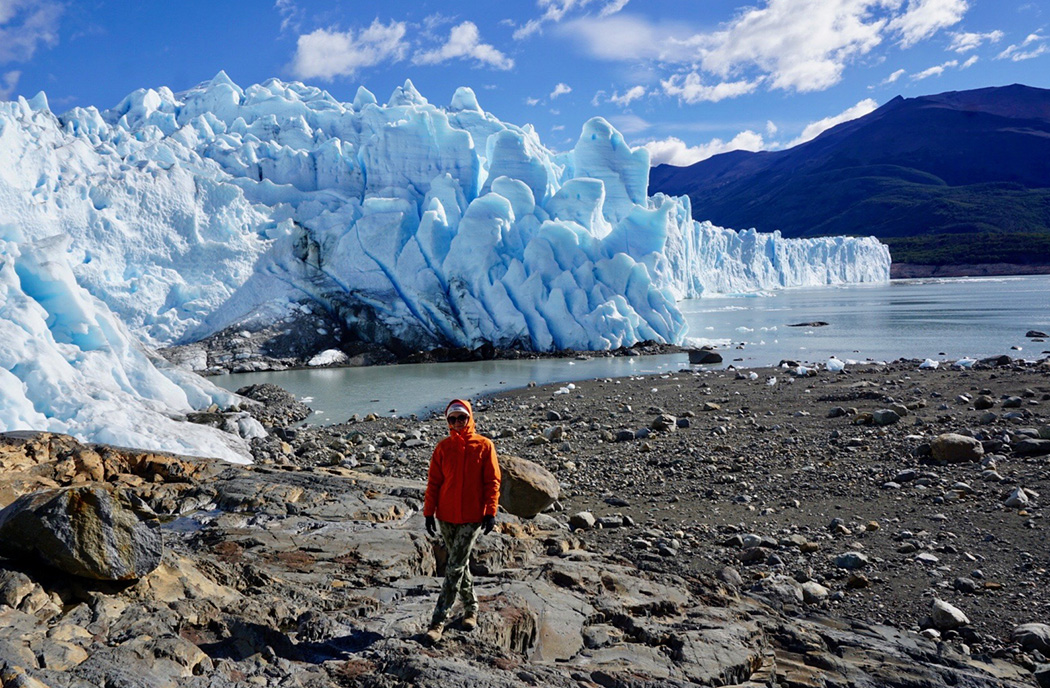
[1,0,1048,166]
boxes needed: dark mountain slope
[649,84,1050,270]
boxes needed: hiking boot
[462,613,477,632]
[424,623,444,644]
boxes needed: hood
[445,398,476,436]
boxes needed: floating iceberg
[1,74,890,356]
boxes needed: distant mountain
[649,84,1050,273]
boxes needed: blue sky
[2,0,1048,166]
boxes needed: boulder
[1027,330,1048,338]
[650,414,678,432]
[0,485,162,580]
[834,552,869,570]
[929,599,969,630]
[872,409,901,426]
[1015,439,1050,457]
[569,511,596,530]
[930,433,984,463]
[979,355,1012,367]
[498,455,560,519]
[801,581,830,604]
[973,395,995,410]
[1013,623,1050,654]
[688,348,723,364]
[1004,487,1030,508]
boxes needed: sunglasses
[447,414,469,424]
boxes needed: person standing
[423,399,501,644]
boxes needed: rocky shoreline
[160,309,688,376]
[891,263,1050,279]
[2,356,1050,687]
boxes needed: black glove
[482,515,496,534]
[425,515,437,537]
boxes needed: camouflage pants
[430,520,482,627]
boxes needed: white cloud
[290,20,408,80]
[515,0,630,40]
[0,69,20,99]
[948,29,1003,52]
[562,14,694,62]
[661,73,760,103]
[599,0,631,17]
[644,131,765,167]
[607,113,650,134]
[609,85,646,106]
[0,0,62,64]
[788,98,878,146]
[563,0,971,97]
[550,82,572,99]
[413,21,514,70]
[961,54,978,68]
[882,68,907,84]
[525,96,541,106]
[887,0,969,48]
[274,0,302,34]
[997,32,1048,61]
[697,0,893,93]
[765,120,778,137]
[910,59,957,79]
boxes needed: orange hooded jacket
[424,399,501,524]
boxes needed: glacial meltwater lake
[213,275,1050,423]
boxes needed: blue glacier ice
[2,73,889,353]
[0,73,890,458]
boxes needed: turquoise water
[213,275,1050,423]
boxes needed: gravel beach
[284,356,1050,662]
[3,355,1049,687]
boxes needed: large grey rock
[689,348,723,364]
[1015,439,1050,457]
[1013,623,1050,654]
[872,409,901,426]
[1004,487,1030,508]
[835,551,869,570]
[930,598,969,630]
[0,485,161,580]
[498,455,560,519]
[930,433,984,463]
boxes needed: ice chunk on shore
[0,235,250,462]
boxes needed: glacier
[0,73,889,458]
[0,231,250,461]
[2,73,888,354]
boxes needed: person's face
[447,413,469,427]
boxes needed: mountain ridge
[649,84,1050,271]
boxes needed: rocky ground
[2,356,1050,687]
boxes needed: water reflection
[214,354,689,423]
